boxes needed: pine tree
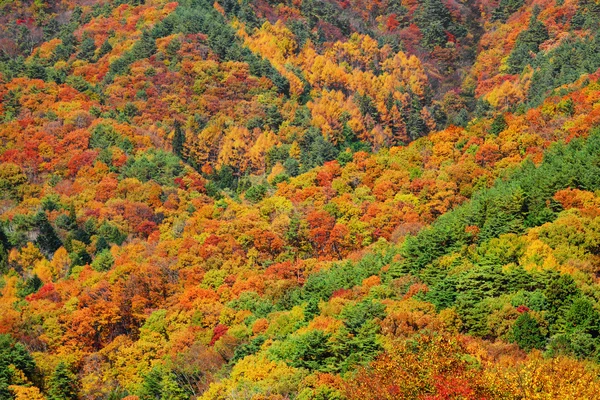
[172,121,185,159]
[507,11,549,73]
[77,36,96,61]
[48,362,78,400]
[131,30,157,60]
[510,313,545,351]
[417,0,454,48]
[0,334,36,399]
[34,211,62,257]
[0,242,7,274]
[492,0,525,22]
[490,113,508,135]
[96,39,113,60]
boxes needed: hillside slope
[2,0,600,399]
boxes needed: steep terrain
[2,0,600,399]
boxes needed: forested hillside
[2,0,600,399]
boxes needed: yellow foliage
[9,385,46,400]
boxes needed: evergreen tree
[490,113,508,135]
[172,121,185,158]
[17,274,43,298]
[507,12,549,73]
[0,334,37,399]
[510,312,546,351]
[96,39,113,60]
[91,249,114,272]
[25,58,47,80]
[77,36,96,61]
[417,0,454,48]
[492,0,525,22]
[48,362,78,400]
[34,211,62,257]
[0,242,7,274]
[131,30,157,60]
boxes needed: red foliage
[67,150,98,177]
[386,14,400,32]
[136,220,158,238]
[316,161,342,187]
[25,283,61,302]
[516,305,530,313]
[210,324,229,346]
[421,374,477,400]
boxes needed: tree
[0,334,36,399]
[490,114,507,135]
[34,212,62,257]
[138,367,190,400]
[77,36,96,61]
[416,0,455,49]
[507,12,549,73]
[492,0,525,22]
[131,30,157,60]
[48,362,78,400]
[274,330,335,371]
[91,249,114,272]
[96,39,112,59]
[172,121,185,159]
[510,312,545,351]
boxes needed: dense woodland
[2,0,600,398]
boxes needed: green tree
[276,330,335,371]
[77,36,96,61]
[492,0,525,22]
[510,312,545,351]
[34,212,62,257]
[91,249,114,272]
[490,113,508,135]
[0,334,37,399]
[138,367,189,400]
[48,362,78,400]
[507,12,549,73]
[172,121,185,158]
[416,0,456,49]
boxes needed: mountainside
[2,0,600,399]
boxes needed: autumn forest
[2,0,600,398]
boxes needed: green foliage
[402,130,600,272]
[507,13,549,74]
[0,242,8,275]
[34,211,62,257]
[172,121,185,158]
[416,0,464,49]
[121,149,184,186]
[228,291,274,318]
[339,300,386,334]
[564,297,600,336]
[510,312,545,351]
[89,124,133,153]
[245,184,269,204]
[231,335,267,363]
[149,0,289,94]
[48,362,78,400]
[490,113,508,135]
[138,366,190,400]
[77,36,96,61]
[17,274,42,298]
[284,251,393,313]
[492,0,525,22]
[91,249,114,272]
[330,320,382,372]
[527,32,600,106]
[272,330,335,371]
[0,334,36,399]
